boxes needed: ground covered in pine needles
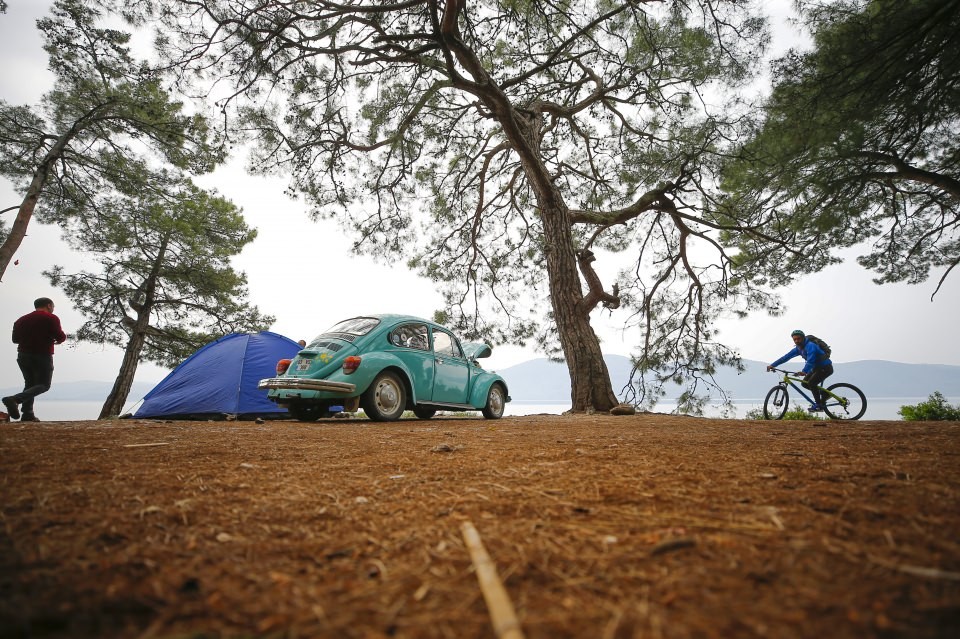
[1,414,959,638]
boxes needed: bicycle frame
[773,370,838,406]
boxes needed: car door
[430,329,470,404]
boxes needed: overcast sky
[2,1,958,399]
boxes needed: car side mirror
[473,345,492,359]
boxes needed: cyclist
[766,330,834,412]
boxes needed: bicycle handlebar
[767,367,804,376]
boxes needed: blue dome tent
[132,332,301,419]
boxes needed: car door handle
[435,357,444,364]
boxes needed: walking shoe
[19,414,40,422]
[2,397,20,420]
[808,404,823,413]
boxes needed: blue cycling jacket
[770,339,832,374]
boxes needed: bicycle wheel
[763,384,790,420]
[823,383,867,420]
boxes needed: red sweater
[12,310,66,354]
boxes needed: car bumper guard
[258,377,357,394]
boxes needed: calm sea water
[12,397,955,422]
[509,398,960,421]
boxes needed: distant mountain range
[2,358,958,404]
[494,356,960,402]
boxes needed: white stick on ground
[460,521,526,639]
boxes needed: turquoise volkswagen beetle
[258,314,510,421]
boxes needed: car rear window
[324,317,381,336]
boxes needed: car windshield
[324,317,381,336]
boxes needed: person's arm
[52,316,66,344]
[769,347,799,370]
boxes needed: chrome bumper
[258,377,357,394]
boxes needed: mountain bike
[763,368,867,420]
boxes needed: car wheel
[482,383,506,419]
[361,371,407,421]
[413,406,437,420]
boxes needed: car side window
[433,331,464,358]
[390,323,429,350]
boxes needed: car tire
[361,371,407,421]
[481,383,506,419]
[413,406,437,419]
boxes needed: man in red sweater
[3,297,67,422]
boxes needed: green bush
[745,404,826,421]
[898,392,960,421]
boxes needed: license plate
[296,359,312,371]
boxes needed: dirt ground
[1,413,959,639]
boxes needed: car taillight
[276,359,292,375]
[343,356,361,374]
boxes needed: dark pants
[14,353,55,417]
[802,364,834,406]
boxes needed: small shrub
[898,392,960,421]
[745,404,826,421]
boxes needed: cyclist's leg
[804,365,834,406]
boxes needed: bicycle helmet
[790,329,805,338]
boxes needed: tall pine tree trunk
[0,130,78,281]
[454,38,619,412]
[539,200,618,413]
[0,185,41,282]
[99,234,167,418]
[100,331,146,418]
[496,105,619,413]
